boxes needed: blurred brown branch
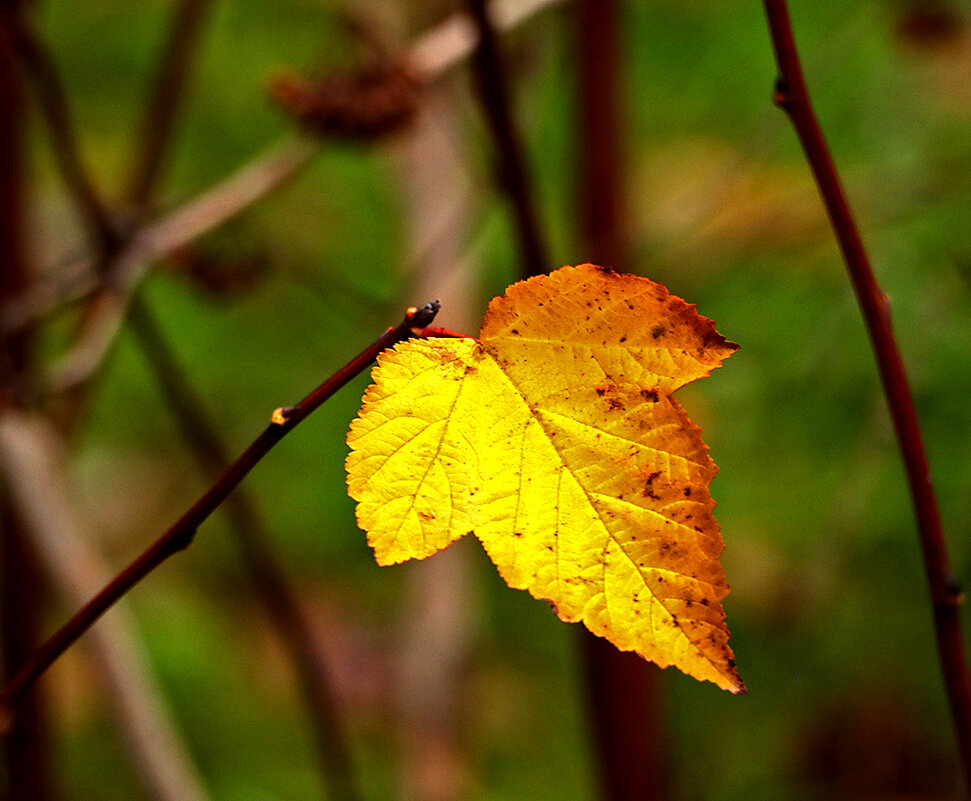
[0,4,54,797]
[0,4,119,255]
[126,296,360,801]
[0,411,212,801]
[574,2,669,800]
[0,0,568,351]
[126,0,216,209]
[465,0,549,277]
[2,5,358,797]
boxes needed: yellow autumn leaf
[346,264,743,693]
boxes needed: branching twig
[0,0,568,341]
[9,5,358,790]
[126,296,360,801]
[465,0,549,277]
[42,134,320,392]
[0,133,319,342]
[762,0,971,789]
[0,301,441,716]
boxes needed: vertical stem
[576,2,667,799]
[762,0,971,790]
[577,0,622,272]
[0,3,56,798]
[0,511,56,801]
[465,0,550,277]
[125,0,214,208]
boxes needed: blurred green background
[12,0,971,799]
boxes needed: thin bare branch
[409,0,567,77]
[127,296,360,801]
[0,301,440,717]
[762,0,971,790]
[0,411,212,801]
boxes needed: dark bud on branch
[409,300,440,329]
[772,74,793,109]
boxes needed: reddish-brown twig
[0,301,441,717]
[762,0,971,789]
[465,0,549,278]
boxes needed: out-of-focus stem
[125,0,215,208]
[0,4,56,798]
[465,0,549,277]
[126,296,360,801]
[576,2,668,799]
[1,5,118,255]
[2,0,569,339]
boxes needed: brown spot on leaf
[651,323,667,339]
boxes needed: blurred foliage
[17,0,971,799]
